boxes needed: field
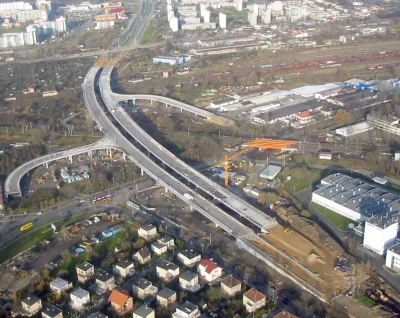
[310,202,353,231]
[281,166,323,194]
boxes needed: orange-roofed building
[243,288,266,313]
[197,259,222,283]
[296,111,314,125]
[272,309,299,318]
[108,290,134,315]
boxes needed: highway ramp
[83,67,253,238]
[99,67,277,231]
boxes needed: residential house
[95,271,116,292]
[133,305,155,318]
[138,223,157,240]
[157,235,175,248]
[113,259,135,278]
[133,247,152,265]
[86,312,108,318]
[272,309,299,318]
[156,287,177,307]
[221,275,241,296]
[132,278,158,299]
[177,250,201,268]
[243,288,266,313]
[295,111,314,125]
[197,259,222,283]
[172,301,200,318]
[70,288,90,310]
[76,262,95,283]
[108,290,134,315]
[179,271,200,292]
[49,277,73,295]
[41,305,63,318]
[156,260,180,281]
[21,296,42,316]
[151,241,168,255]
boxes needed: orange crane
[216,139,297,187]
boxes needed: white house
[197,259,222,282]
[386,243,400,272]
[70,288,90,310]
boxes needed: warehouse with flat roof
[312,173,400,222]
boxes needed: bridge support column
[151,100,154,106]
[44,162,48,168]
[180,108,183,112]
[88,150,92,160]
[141,168,144,176]
[109,149,112,159]
[165,187,168,193]
[122,152,126,160]
[69,155,73,163]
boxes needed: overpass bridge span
[100,67,278,231]
[4,138,121,197]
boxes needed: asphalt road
[100,67,277,230]
[0,179,153,253]
[83,67,253,238]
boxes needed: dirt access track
[253,224,350,296]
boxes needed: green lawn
[0,212,94,264]
[353,294,377,308]
[310,202,353,231]
[0,27,25,35]
[139,21,154,44]
[281,166,322,194]
[292,155,356,169]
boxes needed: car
[282,297,290,305]
[37,212,42,215]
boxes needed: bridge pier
[109,148,112,159]
[88,150,92,160]
[123,152,126,161]
[44,162,48,168]
[151,100,154,106]
[141,168,144,176]
[180,108,183,112]
[68,155,73,163]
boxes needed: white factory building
[335,121,373,137]
[363,215,398,255]
[290,83,341,98]
[386,243,400,272]
[312,173,400,222]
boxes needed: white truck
[184,193,194,201]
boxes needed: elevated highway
[100,67,277,231]
[4,138,120,197]
[83,67,253,238]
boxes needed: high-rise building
[260,9,271,24]
[203,10,210,23]
[0,32,24,48]
[219,12,226,29]
[248,4,258,26]
[0,2,32,12]
[24,25,37,44]
[54,16,66,32]
[36,0,51,12]
[167,9,174,21]
[169,16,178,32]
[236,0,242,12]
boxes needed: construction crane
[215,139,297,187]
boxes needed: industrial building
[153,56,184,65]
[290,83,341,98]
[363,215,398,255]
[386,243,400,272]
[312,173,400,222]
[259,165,281,180]
[366,112,400,137]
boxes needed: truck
[184,193,193,200]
